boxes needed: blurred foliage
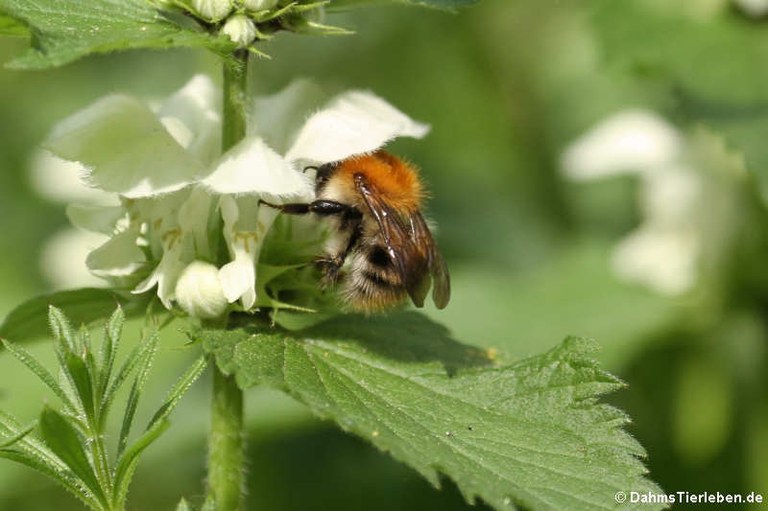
[1,0,768,509]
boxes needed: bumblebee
[267,151,450,312]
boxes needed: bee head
[305,162,339,193]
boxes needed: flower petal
[219,248,257,307]
[29,150,117,205]
[178,187,216,260]
[611,226,699,296]
[561,110,682,181]
[133,230,193,308]
[157,75,222,167]
[41,228,109,289]
[219,196,278,308]
[640,166,701,226]
[249,79,326,154]
[45,95,205,198]
[87,228,146,279]
[66,203,126,234]
[125,190,191,258]
[285,90,430,164]
[202,137,313,202]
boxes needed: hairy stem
[222,50,249,151]
[206,363,245,511]
[205,50,249,511]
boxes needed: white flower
[734,0,768,17]
[44,75,428,316]
[561,110,682,181]
[39,229,109,290]
[560,109,701,296]
[28,149,118,290]
[222,14,257,49]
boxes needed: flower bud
[175,261,229,319]
[243,0,278,11]
[192,0,233,22]
[222,14,258,48]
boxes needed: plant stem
[222,50,249,150]
[205,50,249,511]
[206,362,244,511]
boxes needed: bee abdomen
[367,246,391,268]
[343,247,406,312]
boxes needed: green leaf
[48,305,77,352]
[63,351,96,425]
[200,313,662,511]
[113,419,170,507]
[0,449,100,510]
[38,407,108,507]
[0,0,230,69]
[117,331,158,458]
[0,422,35,448]
[98,307,125,396]
[328,0,477,11]
[0,288,151,345]
[101,330,158,419]
[0,410,71,475]
[0,9,26,36]
[113,356,204,506]
[146,355,207,429]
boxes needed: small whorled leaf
[0,0,232,69]
[38,407,108,507]
[199,312,663,511]
[62,350,96,423]
[98,307,125,397]
[0,423,35,449]
[0,288,152,345]
[113,357,206,505]
[0,449,100,510]
[146,355,207,429]
[116,331,158,458]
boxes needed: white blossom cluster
[41,75,428,317]
[561,110,702,296]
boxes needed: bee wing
[410,212,451,309]
[354,174,450,309]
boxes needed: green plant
[0,307,206,511]
[0,1,664,510]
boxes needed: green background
[1,0,767,509]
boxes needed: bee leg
[316,212,363,287]
[308,200,360,217]
[316,256,344,287]
[260,199,361,218]
[259,200,311,214]
[261,199,363,289]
